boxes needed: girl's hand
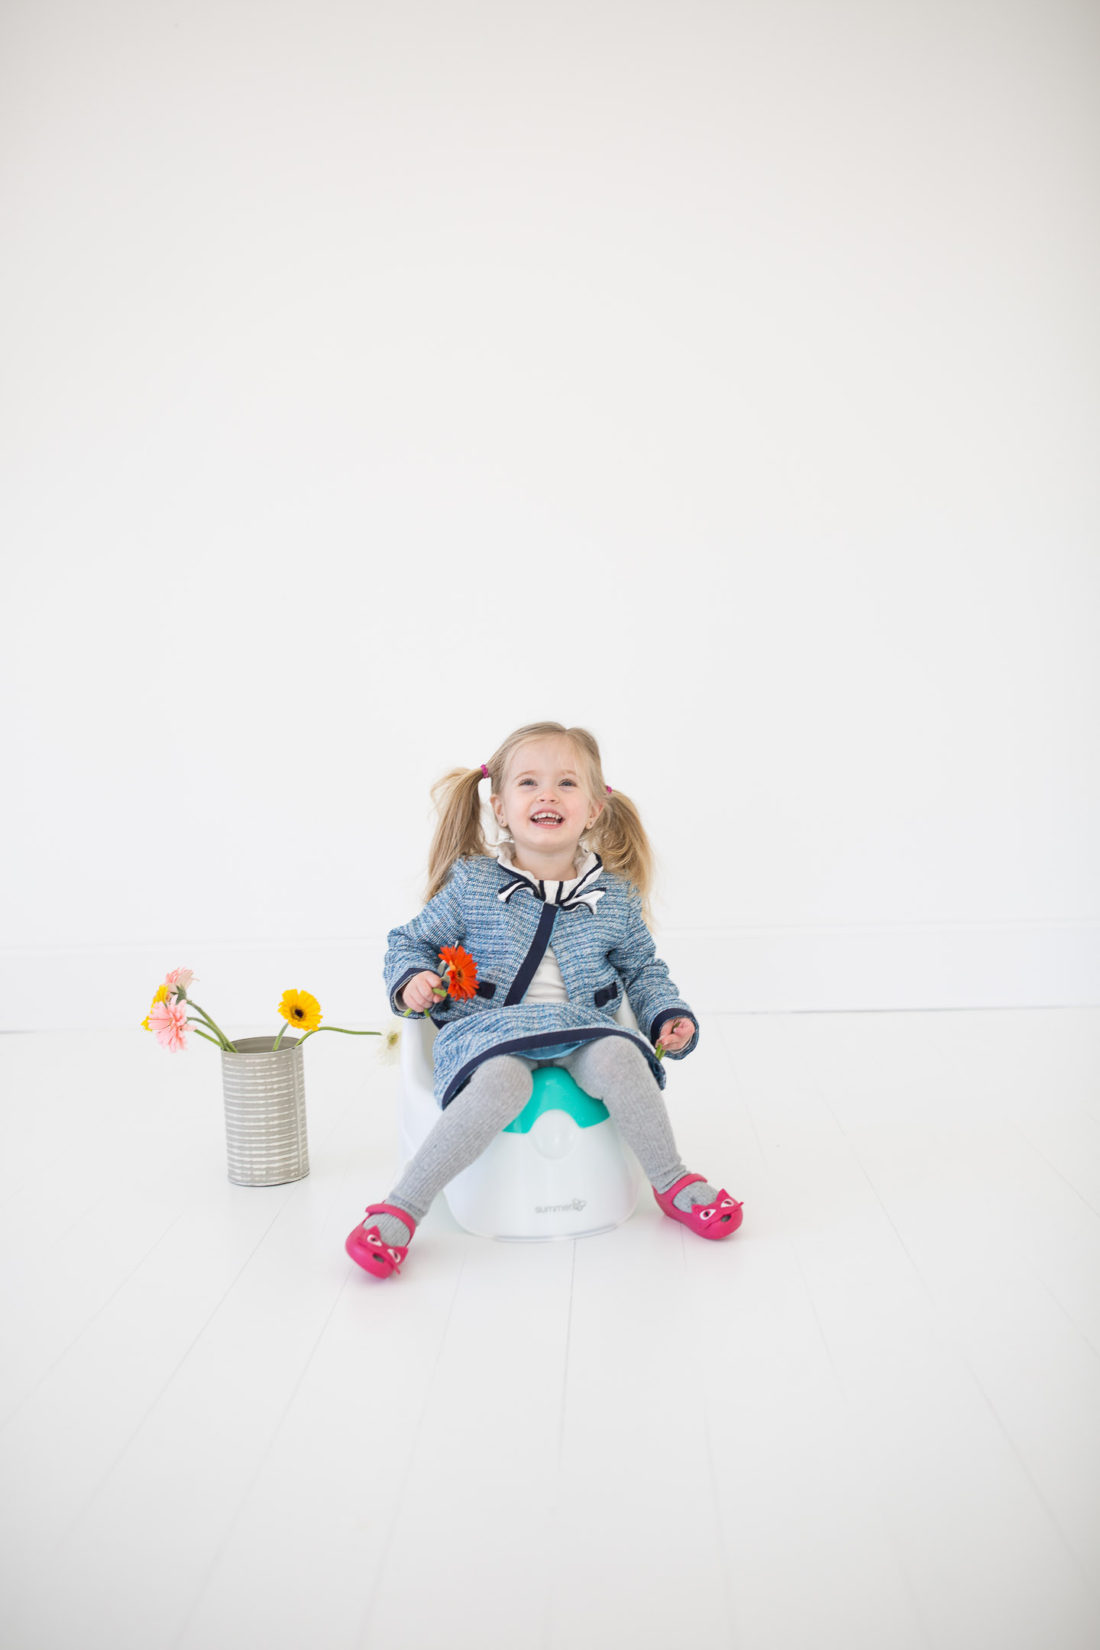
[400,971,445,1013]
[656,1016,693,1055]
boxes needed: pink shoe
[653,1173,743,1239]
[345,1202,417,1278]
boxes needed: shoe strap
[658,1172,707,1201]
[364,1201,418,1233]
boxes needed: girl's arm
[384,858,471,1017]
[607,889,700,1058]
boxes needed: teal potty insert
[502,1066,610,1134]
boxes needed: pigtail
[424,766,489,905]
[589,787,656,928]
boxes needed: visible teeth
[532,814,561,822]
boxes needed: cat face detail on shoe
[654,1174,744,1239]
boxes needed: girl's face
[493,737,602,864]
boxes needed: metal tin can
[220,1035,309,1185]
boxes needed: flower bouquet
[142,969,385,1054]
[143,968,396,1187]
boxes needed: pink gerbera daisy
[149,997,189,1051]
[164,967,196,999]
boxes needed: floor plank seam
[352,1244,470,1650]
[168,1264,357,1650]
[47,1190,299,1558]
[540,1237,578,1650]
[0,1201,194,1436]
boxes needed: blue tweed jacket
[384,851,699,1109]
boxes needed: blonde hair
[424,721,657,925]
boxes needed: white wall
[3,0,1098,1031]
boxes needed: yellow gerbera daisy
[142,983,170,1031]
[277,989,322,1033]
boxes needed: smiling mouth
[530,813,563,826]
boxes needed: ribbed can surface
[220,1035,309,1185]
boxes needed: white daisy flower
[377,1025,402,1065]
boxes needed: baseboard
[659,920,1100,1012]
[2,920,1097,1031]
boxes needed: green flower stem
[187,1020,224,1048]
[294,1026,382,1047]
[655,1042,666,1060]
[272,1020,290,1052]
[187,1000,236,1051]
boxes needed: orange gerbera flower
[439,944,478,1000]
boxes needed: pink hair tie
[606,784,612,794]
[480,764,489,778]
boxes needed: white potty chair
[396,1000,647,1241]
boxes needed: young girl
[346,721,744,1279]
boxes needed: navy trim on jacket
[503,902,558,1004]
[440,1025,657,1109]
[390,965,425,1016]
[650,1012,698,1043]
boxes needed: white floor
[1,1009,1098,1650]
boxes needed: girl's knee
[575,1036,654,1091]
[461,1053,534,1118]
[478,1052,535,1089]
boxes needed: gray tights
[385,1035,690,1227]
